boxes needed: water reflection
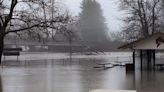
[136,71,164,92]
[0,75,2,92]
[125,71,135,90]
[0,58,164,92]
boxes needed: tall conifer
[79,0,109,43]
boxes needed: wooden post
[147,50,150,70]
[133,51,135,70]
[147,50,151,70]
[153,50,156,70]
[140,50,143,71]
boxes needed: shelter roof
[118,32,164,50]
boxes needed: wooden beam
[133,51,135,70]
[147,50,152,70]
[153,50,156,70]
[147,50,150,70]
[140,50,143,71]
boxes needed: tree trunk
[0,37,4,65]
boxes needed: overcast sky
[59,0,125,32]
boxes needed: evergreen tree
[79,0,109,43]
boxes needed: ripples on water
[0,52,164,92]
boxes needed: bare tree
[0,0,72,64]
[61,21,80,62]
[110,31,125,42]
[161,0,164,30]
[119,0,162,41]
[119,0,164,70]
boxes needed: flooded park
[0,52,164,92]
[1,0,164,92]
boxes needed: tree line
[1,0,164,65]
[0,0,76,64]
[117,0,164,41]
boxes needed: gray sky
[59,0,125,32]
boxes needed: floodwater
[0,52,164,92]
